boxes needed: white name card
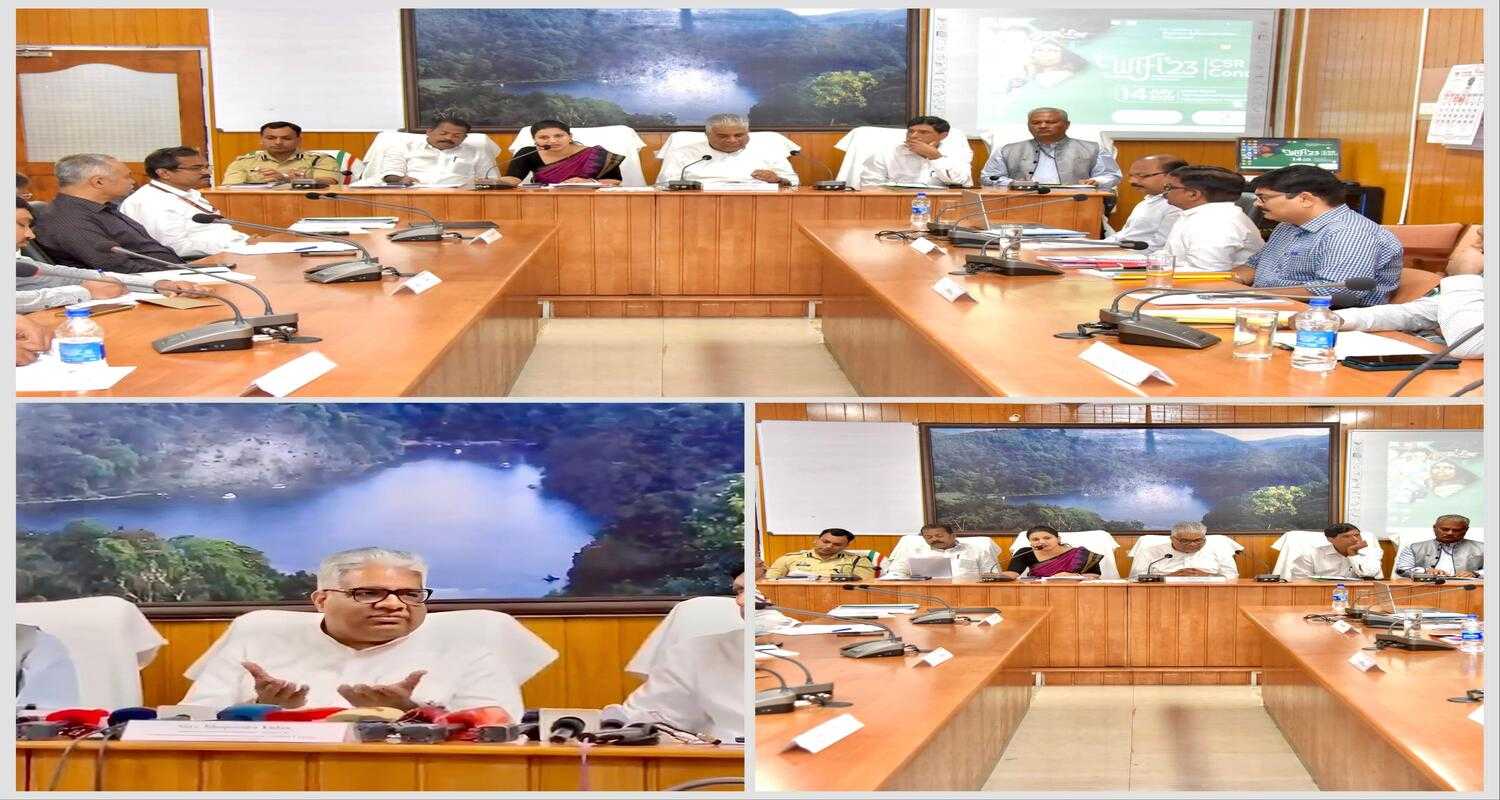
[467,227,503,245]
[915,647,954,668]
[931,276,972,303]
[243,351,336,397]
[122,720,352,743]
[1078,342,1176,386]
[394,270,442,295]
[1469,706,1483,726]
[1331,620,1355,634]
[979,612,1003,627]
[783,713,863,754]
[1347,651,1382,672]
[908,236,945,255]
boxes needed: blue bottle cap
[64,307,92,317]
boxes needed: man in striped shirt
[1232,165,1402,306]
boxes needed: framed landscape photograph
[16,403,744,606]
[922,423,1337,533]
[405,8,916,129]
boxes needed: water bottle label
[58,340,105,364]
[1294,330,1336,349]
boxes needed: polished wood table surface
[17,224,557,397]
[802,221,1484,397]
[201,187,1107,318]
[760,579,1482,685]
[17,739,743,792]
[755,607,1048,792]
[1243,606,1484,791]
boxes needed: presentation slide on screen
[928,10,1276,144]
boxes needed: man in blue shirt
[1233,165,1402,306]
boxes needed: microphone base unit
[978,574,1015,583]
[16,721,67,740]
[1136,574,1166,583]
[153,321,256,354]
[666,180,703,191]
[1254,574,1286,583]
[910,608,958,624]
[289,179,331,191]
[473,181,515,191]
[755,689,797,715]
[388,224,448,243]
[839,638,909,659]
[1115,317,1222,349]
[304,260,386,284]
[790,681,836,700]
[240,312,300,336]
[1411,574,1449,583]
[828,574,862,583]
[961,256,1064,277]
[1374,633,1457,651]
[397,723,453,743]
[813,180,848,191]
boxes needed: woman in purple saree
[500,119,625,186]
[1002,525,1104,579]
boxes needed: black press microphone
[95,242,299,336]
[767,602,909,659]
[840,582,999,623]
[191,213,385,284]
[789,148,846,191]
[1076,277,1381,351]
[547,715,587,744]
[1136,553,1173,582]
[666,155,712,191]
[305,192,447,243]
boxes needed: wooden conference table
[1244,607,1483,791]
[760,579,1483,685]
[803,222,1485,397]
[200,186,1108,318]
[17,224,557,397]
[754,607,1048,792]
[17,739,742,792]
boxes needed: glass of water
[1143,254,1175,289]
[1233,308,1280,360]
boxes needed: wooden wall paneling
[752,195,793,294]
[625,195,658,295]
[205,753,310,791]
[1404,8,1486,224]
[787,196,827,295]
[553,195,595,294]
[679,197,721,294]
[718,197,757,295]
[16,9,210,46]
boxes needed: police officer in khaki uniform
[221,120,344,186]
[765,528,876,580]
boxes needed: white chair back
[15,596,166,708]
[509,125,649,187]
[1270,530,1384,579]
[1005,529,1122,579]
[355,130,501,183]
[625,596,740,678]
[833,125,975,189]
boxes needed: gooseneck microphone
[1137,553,1173,582]
[666,155,712,191]
[94,242,299,337]
[191,213,386,284]
[790,147,846,191]
[1386,323,1483,397]
[839,583,966,624]
[304,191,448,242]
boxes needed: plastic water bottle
[1291,296,1339,372]
[909,192,931,228]
[1459,614,1484,654]
[53,307,107,367]
[1331,584,1348,614]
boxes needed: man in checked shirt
[1231,165,1402,307]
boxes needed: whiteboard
[1344,429,1485,542]
[758,421,925,536]
[209,9,405,131]
[927,9,1278,146]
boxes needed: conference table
[1243,606,1483,791]
[17,224,558,397]
[754,607,1049,792]
[760,579,1483,685]
[802,221,1485,397]
[17,739,743,792]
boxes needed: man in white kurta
[1160,166,1264,272]
[1111,155,1186,251]
[1287,524,1384,580]
[380,119,494,186]
[857,116,971,188]
[182,548,544,720]
[656,113,798,187]
[1128,522,1239,578]
[120,146,248,257]
[620,572,747,741]
[880,525,1001,579]
[16,624,81,709]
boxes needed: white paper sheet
[226,242,358,255]
[774,624,886,636]
[1272,330,1431,358]
[133,269,257,284]
[16,355,135,392]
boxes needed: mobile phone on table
[1341,354,1460,371]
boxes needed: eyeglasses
[1161,184,1189,193]
[171,164,213,172]
[1252,191,1296,203]
[325,587,433,605]
[1129,171,1166,180]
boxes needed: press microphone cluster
[191,212,386,284]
